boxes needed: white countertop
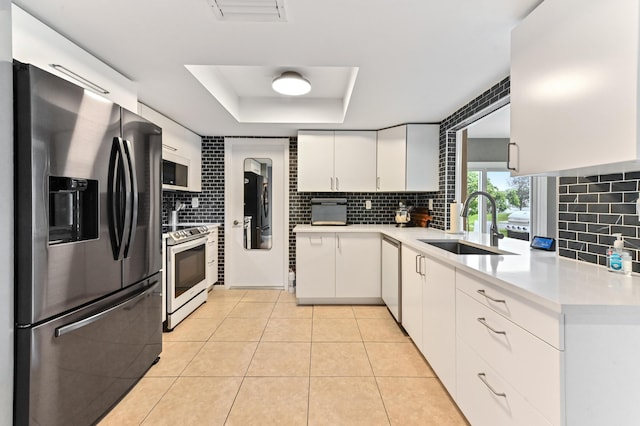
[294,224,640,313]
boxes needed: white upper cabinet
[334,131,377,192]
[510,0,640,176]
[138,103,202,192]
[376,124,439,191]
[182,128,203,192]
[11,5,137,112]
[297,131,335,191]
[376,126,407,191]
[297,131,377,192]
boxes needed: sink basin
[418,239,516,255]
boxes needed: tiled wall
[439,77,511,229]
[163,136,441,279]
[558,173,640,272]
[163,136,225,282]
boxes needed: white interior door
[225,138,288,288]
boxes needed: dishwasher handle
[382,235,400,248]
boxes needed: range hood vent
[206,0,287,22]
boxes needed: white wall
[0,0,14,424]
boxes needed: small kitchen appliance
[311,198,347,225]
[394,201,414,227]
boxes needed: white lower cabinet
[335,233,381,298]
[206,228,219,288]
[456,338,552,426]
[400,248,562,424]
[456,289,562,425]
[296,234,336,299]
[422,257,456,396]
[401,245,456,395]
[296,228,640,425]
[296,232,380,302]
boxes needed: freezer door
[14,275,162,426]
[121,108,162,287]
[14,63,123,325]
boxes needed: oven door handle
[169,235,208,253]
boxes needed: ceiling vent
[206,0,287,22]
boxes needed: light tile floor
[99,289,468,425]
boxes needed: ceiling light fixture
[272,71,311,96]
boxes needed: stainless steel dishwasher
[381,236,401,322]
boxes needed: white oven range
[163,224,211,331]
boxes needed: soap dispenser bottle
[607,233,625,273]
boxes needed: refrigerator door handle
[118,137,133,260]
[54,283,156,338]
[122,139,138,258]
[108,137,126,260]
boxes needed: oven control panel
[164,225,210,245]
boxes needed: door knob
[233,220,240,225]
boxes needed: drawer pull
[477,289,506,304]
[477,373,506,398]
[477,317,506,335]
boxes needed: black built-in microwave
[162,159,188,190]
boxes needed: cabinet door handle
[309,237,323,246]
[507,142,518,171]
[477,317,506,335]
[337,235,341,250]
[415,254,421,274]
[330,177,334,191]
[377,177,381,190]
[477,289,506,304]
[477,373,506,398]
[335,177,340,191]
[420,256,426,277]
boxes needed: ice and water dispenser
[48,176,98,245]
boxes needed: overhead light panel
[49,64,109,94]
[272,71,311,96]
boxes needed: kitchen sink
[418,239,516,255]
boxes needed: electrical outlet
[192,197,199,208]
[365,200,372,210]
[428,199,434,210]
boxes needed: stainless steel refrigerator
[13,62,163,425]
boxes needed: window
[466,169,531,241]
[451,102,555,241]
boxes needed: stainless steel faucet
[460,191,505,247]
